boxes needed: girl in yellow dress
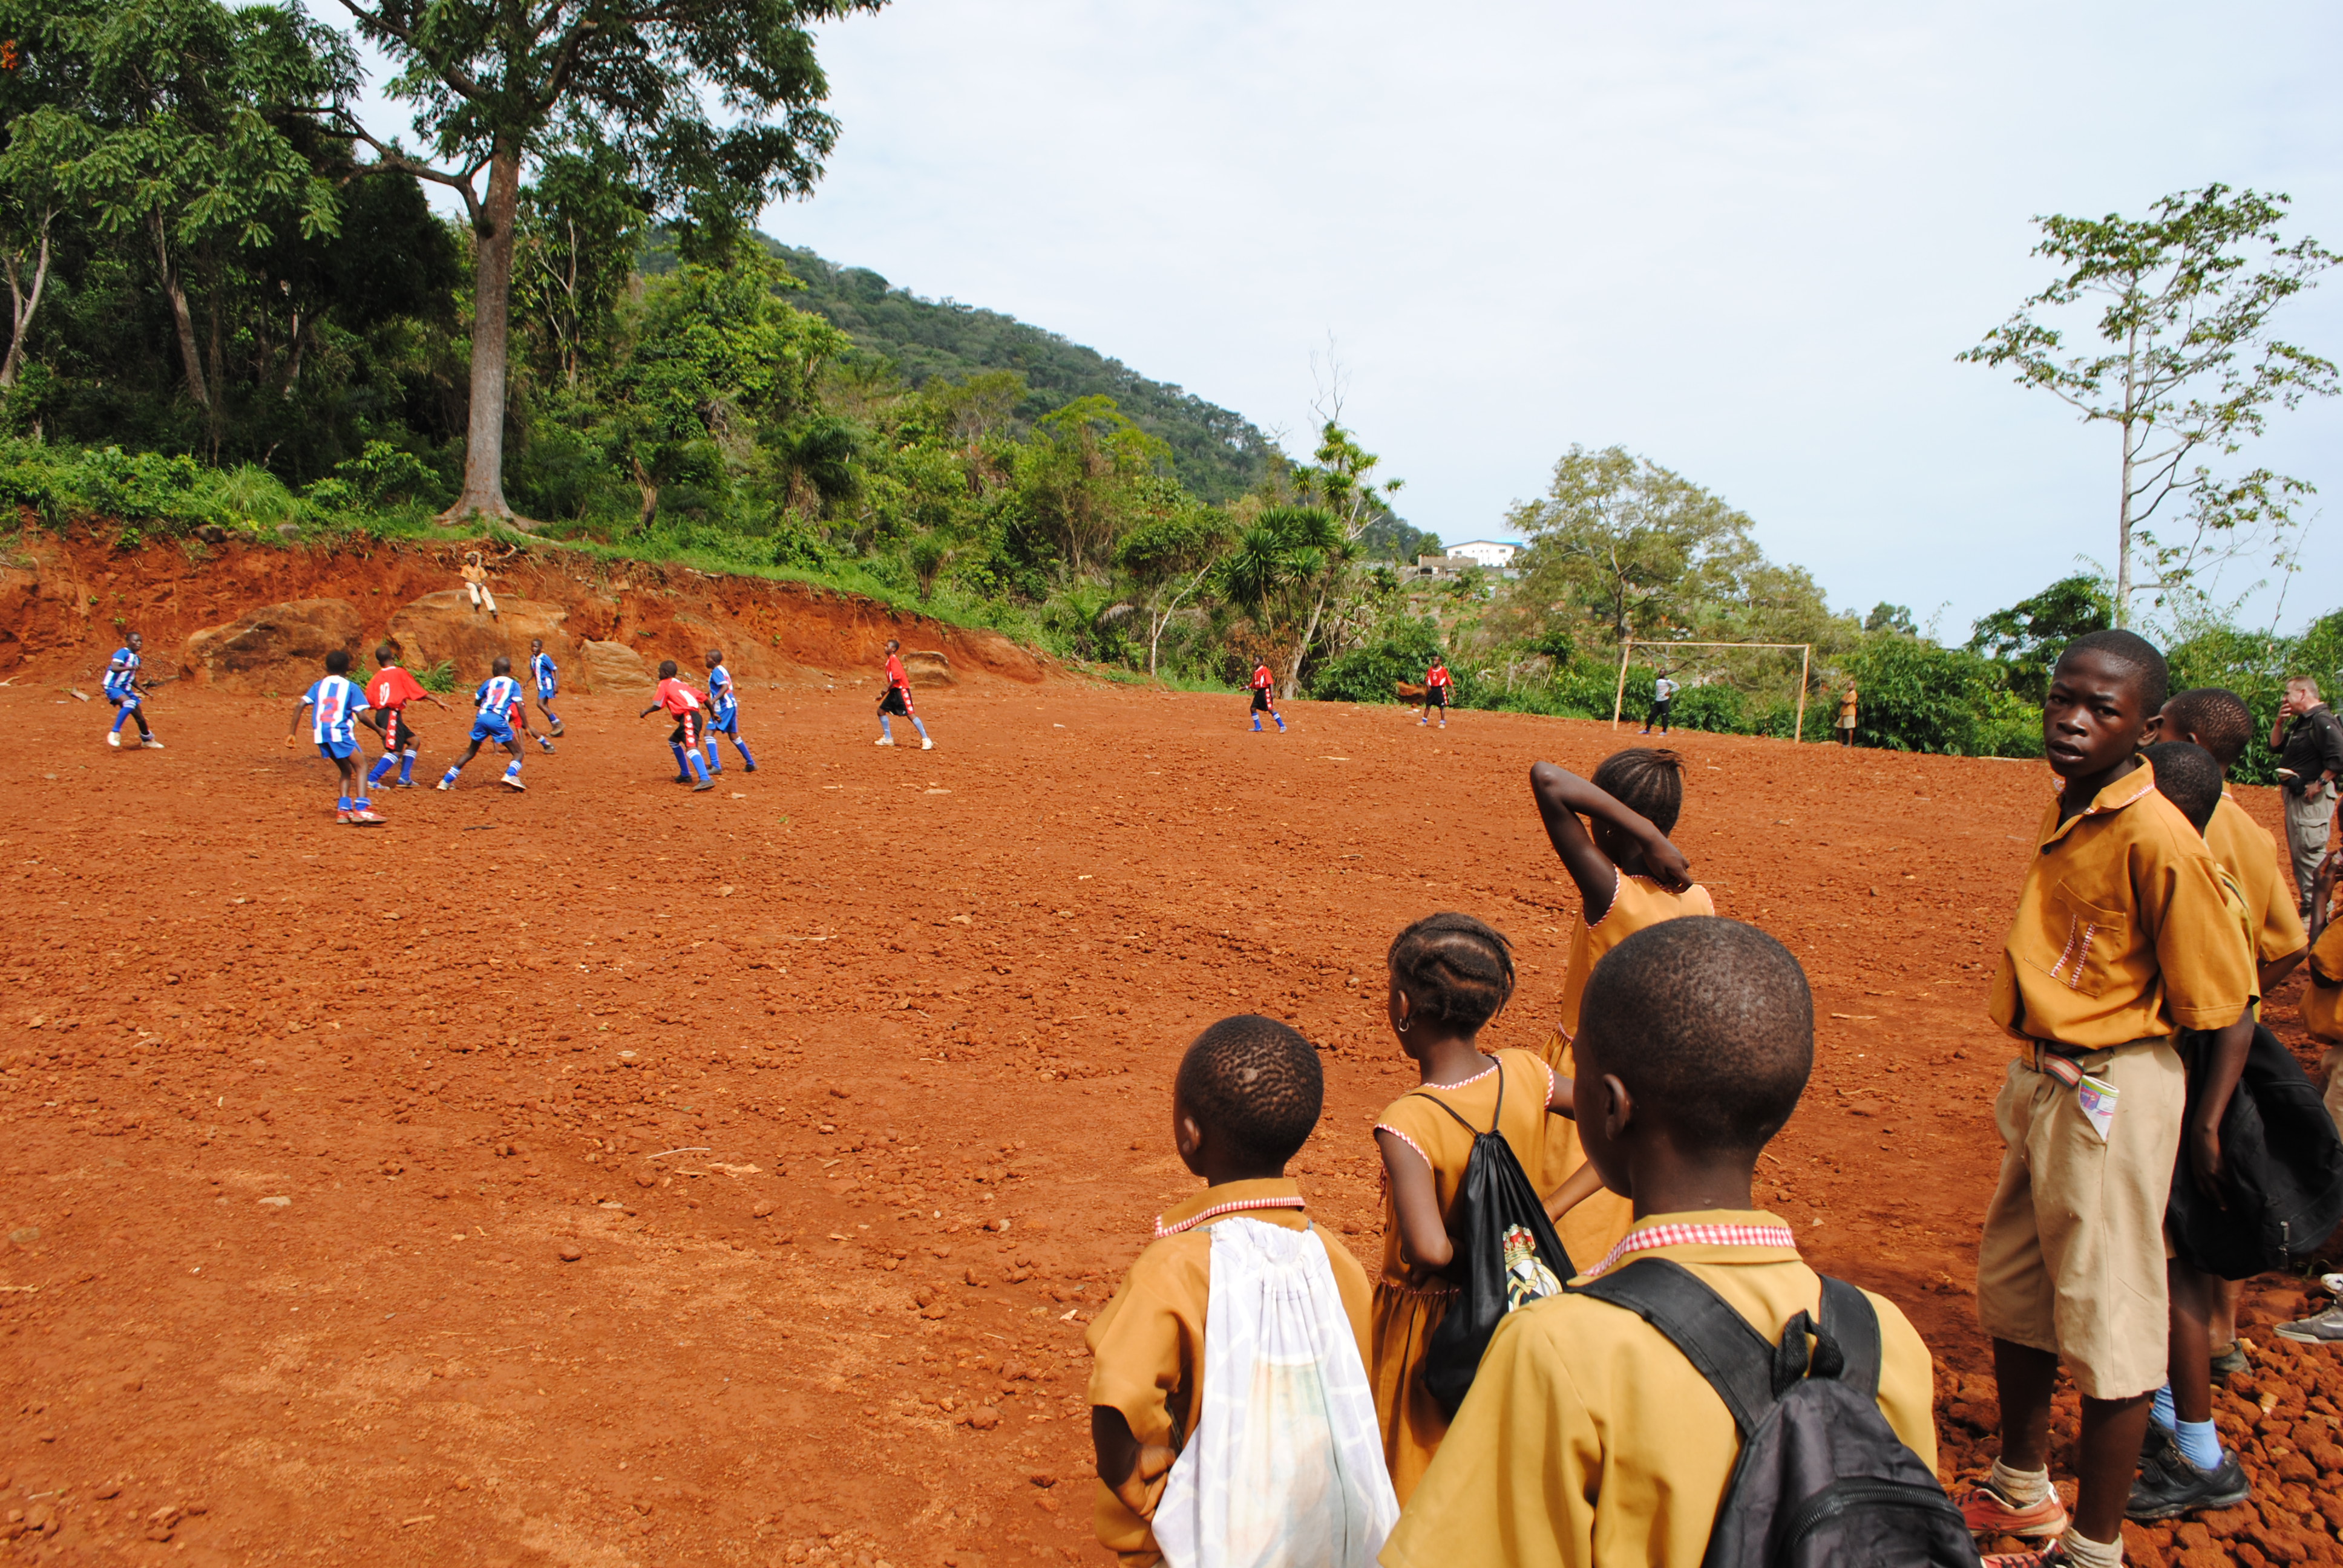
[1369,912,1575,1503]
[1527,750,1708,1269]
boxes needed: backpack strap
[1818,1276,1881,1399]
[1408,1057,1507,1135]
[1568,1257,1777,1439]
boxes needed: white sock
[2058,1527,2123,1567]
[1987,1459,2051,1506]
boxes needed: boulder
[902,649,955,688]
[185,598,364,692]
[578,639,655,692]
[385,591,570,684]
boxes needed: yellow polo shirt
[2207,790,2307,968]
[1378,1210,1935,1568]
[1989,759,2252,1048]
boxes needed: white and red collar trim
[1579,1219,1799,1280]
[1152,1195,1307,1239]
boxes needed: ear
[1599,1073,1635,1143]
[2144,710,2166,743]
[1174,1109,1204,1164]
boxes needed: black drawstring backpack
[1415,1067,1575,1417]
[2166,1021,2343,1278]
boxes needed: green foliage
[1968,575,2113,701]
[1848,636,2007,755]
[415,659,457,695]
[1309,619,1446,704]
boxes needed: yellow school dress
[1369,1047,1554,1504]
[1541,870,1714,1267]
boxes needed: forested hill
[760,240,1279,504]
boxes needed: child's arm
[284,697,313,745]
[2263,948,2307,998]
[2315,851,2339,942]
[1375,1129,1455,1276]
[1541,1160,1607,1225]
[639,704,662,719]
[2184,1005,2257,1203]
[1090,1408,1176,1519]
[1528,761,1693,912]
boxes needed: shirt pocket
[2018,880,2130,996]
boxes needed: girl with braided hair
[1369,912,1578,1503]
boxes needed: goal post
[1609,638,1815,741]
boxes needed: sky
[346,1,2343,639]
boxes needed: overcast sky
[719,0,2341,639]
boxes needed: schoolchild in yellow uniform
[1961,630,2254,1568]
[2154,687,2308,1381]
[1368,912,1575,1504]
[1380,916,1938,1568]
[1087,1015,1379,1567]
[1527,750,1708,1267]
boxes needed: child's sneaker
[349,808,386,825]
[141,737,165,748]
[921,737,934,750]
[435,779,453,791]
[2275,1301,2343,1343]
[1958,1481,2069,1540]
[106,731,120,748]
[875,736,894,746]
[2208,1342,2249,1380]
[334,809,352,824]
[2126,1445,2250,1520]
[501,776,526,792]
[537,737,556,753]
[550,719,564,736]
[692,779,715,792]
[744,762,758,773]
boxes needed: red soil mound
[0,528,1051,691]
[0,681,2335,1565]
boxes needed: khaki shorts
[1976,1039,2183,1400]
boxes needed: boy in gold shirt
[1087,1015,1381,1567]
[1965,631,2253,1568]
[1379,916,1938,1568]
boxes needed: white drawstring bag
[1152,1220,1399,1568]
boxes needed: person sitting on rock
[460,551,498,621]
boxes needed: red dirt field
[3,677,2341,1567]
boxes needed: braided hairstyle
[1388,912,1516,1031]
[1175,1016,1324,1168]
[1591,747,1686,835]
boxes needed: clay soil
[3,679,2341,1567]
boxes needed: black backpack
[1414,1067,1575,1418]
[1573,1257,1980,1568]
[2166,1021,2343,1278]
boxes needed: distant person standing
[460,550,498,621]
[1640,673,1677,735]
[1837,679,1860,746]
[2272,677,2343,915]
[1249,661,1285,734]
[876,638,933,750]
[1418,659,1452,729]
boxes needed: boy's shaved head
[2144,740,2223,834]
[376,642,400,665]
[1580,918,1813,1153]
[491,656,511,676]
[2160,687,2254,771]
[2056,629,2168,714]
[325,649,352,674]
[658,659,679,679]
[1175,1016,1324,1168]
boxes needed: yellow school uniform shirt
[2207,789,2307,969]
[1378,1210,1936,1568]
[1989,759,2252,1049]
[1542,871,1714,1267]
[1085,1177,1373,1567]
[2301,920,2343,1046]
[1371,1048,1555,1504]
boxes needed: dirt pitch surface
[5,681,2342,1567]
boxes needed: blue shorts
[470,717,515,745]
[537,685,557,701]
[710,708,739,735]
[107,692,139,711]
[316,740,358,762]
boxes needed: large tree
[327,0,884,525]
[1959,185,2338,627]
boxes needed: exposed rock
[578,639,655,692]
[385,590,571,683]
[902,649,955,687]
[184,598,364,691]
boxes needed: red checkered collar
[1152,1177,1308,1240]
[1578,1210,1801,1281]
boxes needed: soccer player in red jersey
[876,638,932,750]
[1250,661,1285,733]
[641,660,715,790]
[364,642,450,790]
[1420,659,1452,729]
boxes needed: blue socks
[2151,1383,2174,1429]
[686,750,710,783]
[439,765,461,786]
[735,740,756,767]
[912,717,930,742]
[399,750,416,784]
[880,716,893,740]
[2151,1383,2226,1470]
[111,711,131,734]
[502,760,522,782]
[336,795,352,812]
[704,742,721,774]
[367,755,396,786]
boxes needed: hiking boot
[2127,1447,2250,1520]
[2209,1342,2248,1380]
[2275,1302,2343,1344]
[1958,1481,2069,1540]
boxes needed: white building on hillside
[1446,540,1522,569]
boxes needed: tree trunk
[0,212,53,390]
[1284,580,1330,700]
[443,142,525,525]
[632,456,660,531]
[151,214,209,410]
[2114,317,2141,628]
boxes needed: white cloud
[761,0,2343,636]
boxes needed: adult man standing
[2272,677,2343,915]
[1641,672,1678,735]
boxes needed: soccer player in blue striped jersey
[103,632,162,750]
[285,649,382,823]
[436,657,542,793]
[528,639,563,737]
[702,648,756,774]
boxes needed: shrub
[1310,619,1446,704]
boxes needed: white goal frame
[1608,638,1815,742]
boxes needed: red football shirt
[1251,665,1274,691]
[1427,664,1451,690]
[885,653,911,691]
[368,665,426,712]
[654,677,703,716]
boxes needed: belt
[2021,1036,2162,1083]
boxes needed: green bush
[1848,636,2003,754]
[417,660,459,695]
[1309,619,1447,704]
